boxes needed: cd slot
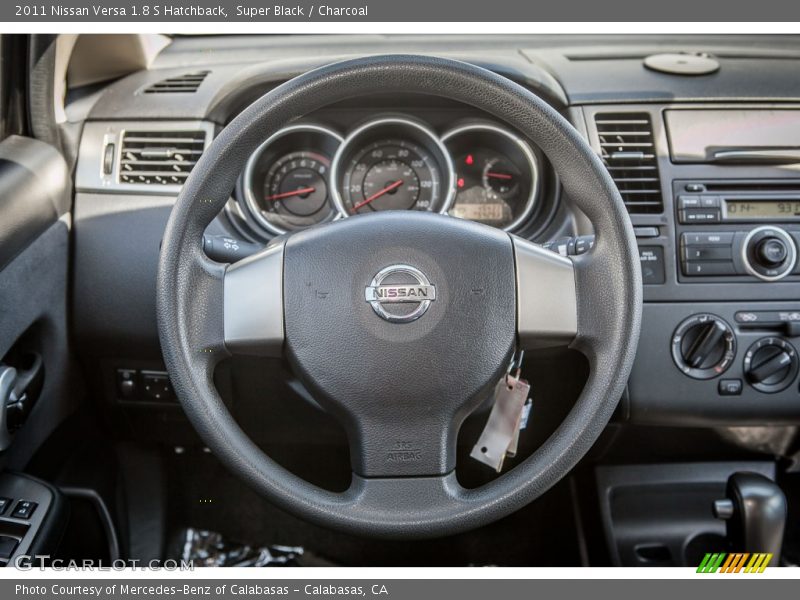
[702,181,800,193]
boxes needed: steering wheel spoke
[512,236,578,350]
[223,239,285,358]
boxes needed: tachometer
[241,124,342,235]
[331,118,455,217]
[264,151,330,217]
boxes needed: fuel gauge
[442,124,539,232]
[482,158,522,198]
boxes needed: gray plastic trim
[223,239,285,357]
[512,236,577,349]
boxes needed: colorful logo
[697,553,773,573]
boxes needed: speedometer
[342,140,440,213]
[331,118,455,217]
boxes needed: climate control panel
[671,313,800,394]
[628,302,800,425]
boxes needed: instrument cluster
[237,116,547,237]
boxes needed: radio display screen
[725,200,800,219]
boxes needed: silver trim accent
[75,120,215,195]
[741,225,798,282]
[365,264,436,323]
[441,123,540,232]
[512,236,578,349]
[330,117,457,218]
[223,240,285,356]
[241,124,343,236]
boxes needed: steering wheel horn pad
[283,211,516,478]
[156,55,642,539]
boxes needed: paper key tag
[470,377,531,472]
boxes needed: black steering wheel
[156,55,642,539]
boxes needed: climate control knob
[672,314,736,380]
[743,337,799,393]
[742,226,797,281]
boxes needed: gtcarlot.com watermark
[13,555,194,571]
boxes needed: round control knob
[742,226,797,281]
[756,237,788,267]
[743,337,799,393]
[672,314,736,380]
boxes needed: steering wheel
[157,55,642,539]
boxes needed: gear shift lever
[713,472,787,558]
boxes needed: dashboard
[67,34,800,432]
[238,116,544,237]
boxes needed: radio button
[678,195,701,208]
[682,246,733,261]
[680,208,721,223]
[633,226,660,238]
[683,261,736,276]
[682,232,734,246]
[700,195,721,208]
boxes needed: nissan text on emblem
[365,265,436,323]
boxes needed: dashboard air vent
[119,130,206,185]
[595,113,663,214]
[143,71,210,94]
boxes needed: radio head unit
[675,180,800,282]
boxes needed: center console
[581,104,800,425]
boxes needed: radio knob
[742,226,797,281]
[755,237,788,267]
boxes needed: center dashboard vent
[119,130,206,185]
[143,71,210,94]
[595,113,664,214]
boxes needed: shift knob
[713,472,787,558]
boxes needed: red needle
[265,186,316,201]
[351,179,403,212]
[486,172,513,180]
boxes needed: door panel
[0,134,74,468]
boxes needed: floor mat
[175,527,335,567]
